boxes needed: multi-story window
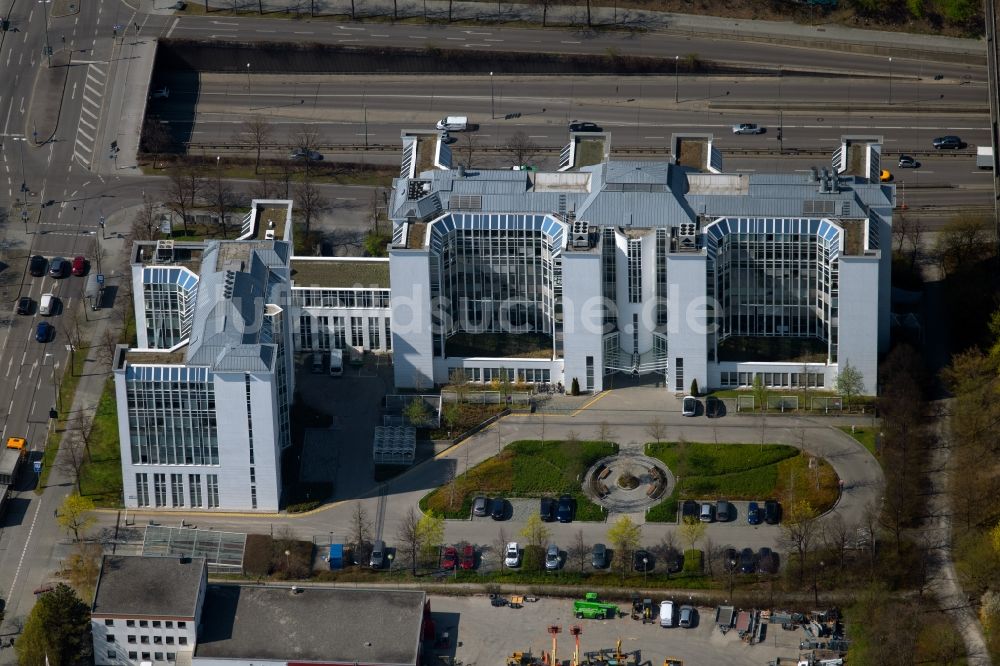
[251,487,257,510]
[293,288,391,309]
[368,317,380,350]
[142,268,198,349]
[350,317,364,347]
[601,228,617,330]
[627,239,642,304]
[207,474,219,508]
[125,366,219,466]
[136,474,150,507]
[332,317,346,349]
[189,474,202,507]
[316,316,330,350]
[655,228,668,327]
[153,474,166,507]
[298,314,312,349]
[170,474,184,507]
[384,319,392,351]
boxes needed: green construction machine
[573,592,620,620]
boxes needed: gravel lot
[426,594,802,666]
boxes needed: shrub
[571,377,580,396]
[683,549,703,574]
[690,378,699,396]
[522,544,545,572]
[287,500,321,513]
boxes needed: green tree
[16,583,92,666]
[607,515,641,579]
[416,511,445,562]
[679,515,706,553]
[520,513,551,549]
[689,378,699,396]
[835,361,865,411]
[570,377,580,396]
[404,398,431,427]
[57,494,95,542]
[442,403,461,436]
[751,374,767,411]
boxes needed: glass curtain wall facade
[705,217,841,357]
[125,366,219,466]
[142,268,199,349]
[429,214,565,354]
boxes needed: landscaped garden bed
[644,442,839,522]
[420,439,616,520]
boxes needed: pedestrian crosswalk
[73,63,107,169]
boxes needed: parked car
[716,500,733,522]
[659,600,674,627]
[369,540,386,569]
[29,255,47,277]
[747,501,762,525]
[764,499,781,525]
[290,148,323,161]
[732,123,765,135]
[678,605,695,628]
[442,546,458,569]
[681,395,697,416]
[723,548,738,572]
[35,321,53,343]
[472,496,489,517]
[539,496,556,522]
[460,544,475,570]
[681,500,700,520]
[16,296,32,315]
[633,549,653,572]
[933,135,963,149]
[71,255,87,276]
[504,542,521,568]
[591,543,609,569]
[569,121,601,132]
[545,544,561,570]
[739,547,756,574]
[557,495,574,523]
[897,154,920,168]
[490,498,508,521]
[664,548,683,574]
[699,503,715,523]
[48,257,68,278]
[757,547,779,574]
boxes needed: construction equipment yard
[425,594,806,666]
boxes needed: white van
[39,293,56,316]
[659,600,674,627]
[436,116,468,131]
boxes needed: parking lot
[427,594,801,666]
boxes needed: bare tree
[350,502,372,560]
[209,169,236,239]
[166,166,205,235]
[493,527,508,573]
[294,180,329,243]
[68,411,95,460]
[133,192,159,241]
[88,236,106,278]
[505,131,539,166]
[568,529,589,573]
[534,0,552,25]
[59,433,87,494]
[251,174,277,200]
[596,421,613,443]
[140,116,172,170]
[395,507,423,575]
[646,418,666,446]
[459,132,478,168]
[96,328,119,366]
[779,500,820,585]
[292,126,322,179]
[823,513,852,572]
[237,115,273,175]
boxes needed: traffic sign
[96,274,105,285]
[33,461,42,474]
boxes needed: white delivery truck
[977,146,994,170]
[436,116,468,131]
[329,349,343,377]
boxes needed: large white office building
[114,203,296,512]
[387,131,891,394]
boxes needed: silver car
[545,544,561,570]
[732,123,765,135]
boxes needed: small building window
[141,653,150,661]
[126,620,135,627]
[177,622,187,629]
[108,651,116,660]
[104,619,115,627]
[128,636,136,644]
[155,653,164,661]
[128,652,137,660]
[153,636,162,644]
[139,620,148,628]
[165,621,173,629]
[166,636,174,644]
[179,637,188,645]
[152,621,161,628]
[140,636,149,644]
[107,635,115,643]
[167,653,176,661]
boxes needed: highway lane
[164,13,988,79]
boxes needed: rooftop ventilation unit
[677,222,698,251]
[571,220,591,249]
[223,270,237,299]
[406,180,431,200]
[154,239,175,264]
[457,164,466,178]
[809,167,819,183]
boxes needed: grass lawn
[445,331,553,359]
[78,378,124,506]
[420,439,616,520]
[645,442,839,522]
[840,426,878,457]
[706,388,875,412]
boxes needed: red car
[460,544,475,570]
[71,256,87,276]
[441,546,458,570]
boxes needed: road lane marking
[166,17,179,38]
[5,492,44,608]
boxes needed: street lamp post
[13,137,27,199]
[642,556,648,586]
[490,71,495,120]
[674,55,679,104]
[888,57,893,105]
[246,63,252,111]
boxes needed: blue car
[35,321,53,343]
[747,501,761,525]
